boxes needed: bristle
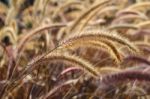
[27,52,99,78]
[62,30,139,53]
[59,39,122,64]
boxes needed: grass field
[0,0,150,98]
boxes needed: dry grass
[0,0,150,99]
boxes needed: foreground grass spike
[101,70,150,84]
[59,38,122,63]
[4,52,99,96]
[27,52,99,78]
[62,30,139,53]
